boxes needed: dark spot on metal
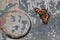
[11,15,16,22]
[13,25,19,30]
[2,33,6,40]
[18,15,21,22]
[56,1,60,10]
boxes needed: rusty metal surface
[0,10,32,39]
[0,0,60,40]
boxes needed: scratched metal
[0,0,60,40]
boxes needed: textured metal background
[0,0,60,40]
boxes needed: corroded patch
[0,9,32,39]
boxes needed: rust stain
[0,9,32,39]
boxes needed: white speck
[40,19,42,24]
[56,35,60,39]
[33,18,36,24]
[27,33,33,36]
[56,10,60,13]
[25,33,33,39]
[56,26,58,28]
[53,34,55,37]
[38,5,40,8]
[37,14,39,17]
[0,13,2,15]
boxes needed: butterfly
[34,8,50,24]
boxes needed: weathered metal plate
[0,0,60,40]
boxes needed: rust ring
[0,9,32,39]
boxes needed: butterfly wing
[41,13,50,24]
[34,8,50,24]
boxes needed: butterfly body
[34,8,50,24]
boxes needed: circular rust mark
[0,10,32,39]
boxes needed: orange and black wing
[34,8,47,14]
[41,13,50,24]
[34,8,50,24]
[34,8,42,14]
